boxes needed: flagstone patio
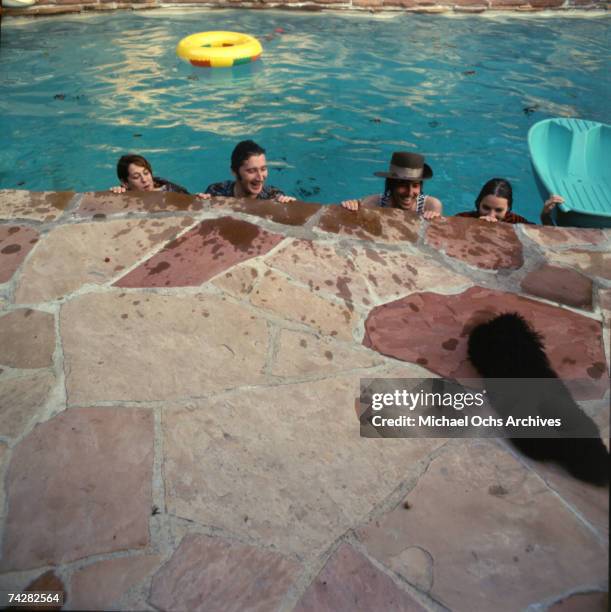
[0,189,608,611]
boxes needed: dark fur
[468,313,609,486]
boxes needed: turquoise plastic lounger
[528,118,611,228]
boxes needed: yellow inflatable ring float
[176,31,262,68]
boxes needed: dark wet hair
[117,154,152,183]
[231,140,266,173]
[475,178,513,211]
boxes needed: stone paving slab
[250,270,357,340]
[294,543,426,611]
[75,191,204,217]
[547,591,609,611]
[271,329,382,377]
[317,205,420,244]
[1,407,153,571]
[265,239,375,307]
[0,190,74,222]
[349,246,472,303]
[545,248,611,281]
[149,534,301,612]
[522,224,607,247]
[67,554,162,611]
[0,225,40,284]
[363,286,609,395]
[115,217,284,288]
[0,309,55,369]
[521,263,593,310]
[0,193,608,611]
[425,215,524,270]
[61,291,270,403]
[163,376,443,556]
[14,217,194,303]
[208,196,322,226]
[0,371,55,439]
[356,441,608,612]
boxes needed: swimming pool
[1,10,609,219]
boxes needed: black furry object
[468,313,609,487]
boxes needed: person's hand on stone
[542,194,564,216]
[480,214,498,223]
[423,210,441,220]
[341,199,360,211]
[195,192,211,200]
[110,185,127,194]
[276,195,296,203]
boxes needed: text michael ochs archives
[356,378,599,439]
[368,389,561,429]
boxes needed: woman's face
[124,163,155,191]
[478,195,509,220]
[391,180,421,210]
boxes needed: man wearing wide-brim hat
[341,151,443,219]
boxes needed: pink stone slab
[547,592,609,611]
[356,442,608,612]
[74,191,204,217]
[149,534,300,612]
[521,264,593,310]
[0,225,40,283]
[162,378,442,556]
[208,196,322,226]
[522,225,606,247]
[0,190,74,222]
[294,543,425,612]
[425,216,523,270]
[363,286,608,396]
[546,248,610,281]
[14,217,194,304]
[115,217,284,288]
[0,309,55,369]
[0,371,55,439]
[317,205,420,243]
[68,555,161,611]
[1,407,153,571]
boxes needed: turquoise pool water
[1,10,609,218]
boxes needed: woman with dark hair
[456,177,561,224]
[341,151,442,220]
[111,154,189,194]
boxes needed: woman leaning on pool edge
[341,152,443,220]
[456,177,563,225]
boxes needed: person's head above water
[374,151,433,211]
[230,140,268,198]
[474,178,513,220]
[117,154,155,191]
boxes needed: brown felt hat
[374,151,433,181]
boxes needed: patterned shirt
[205,180,286,200]
[456,211,533,224]
[379,192,427,213]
